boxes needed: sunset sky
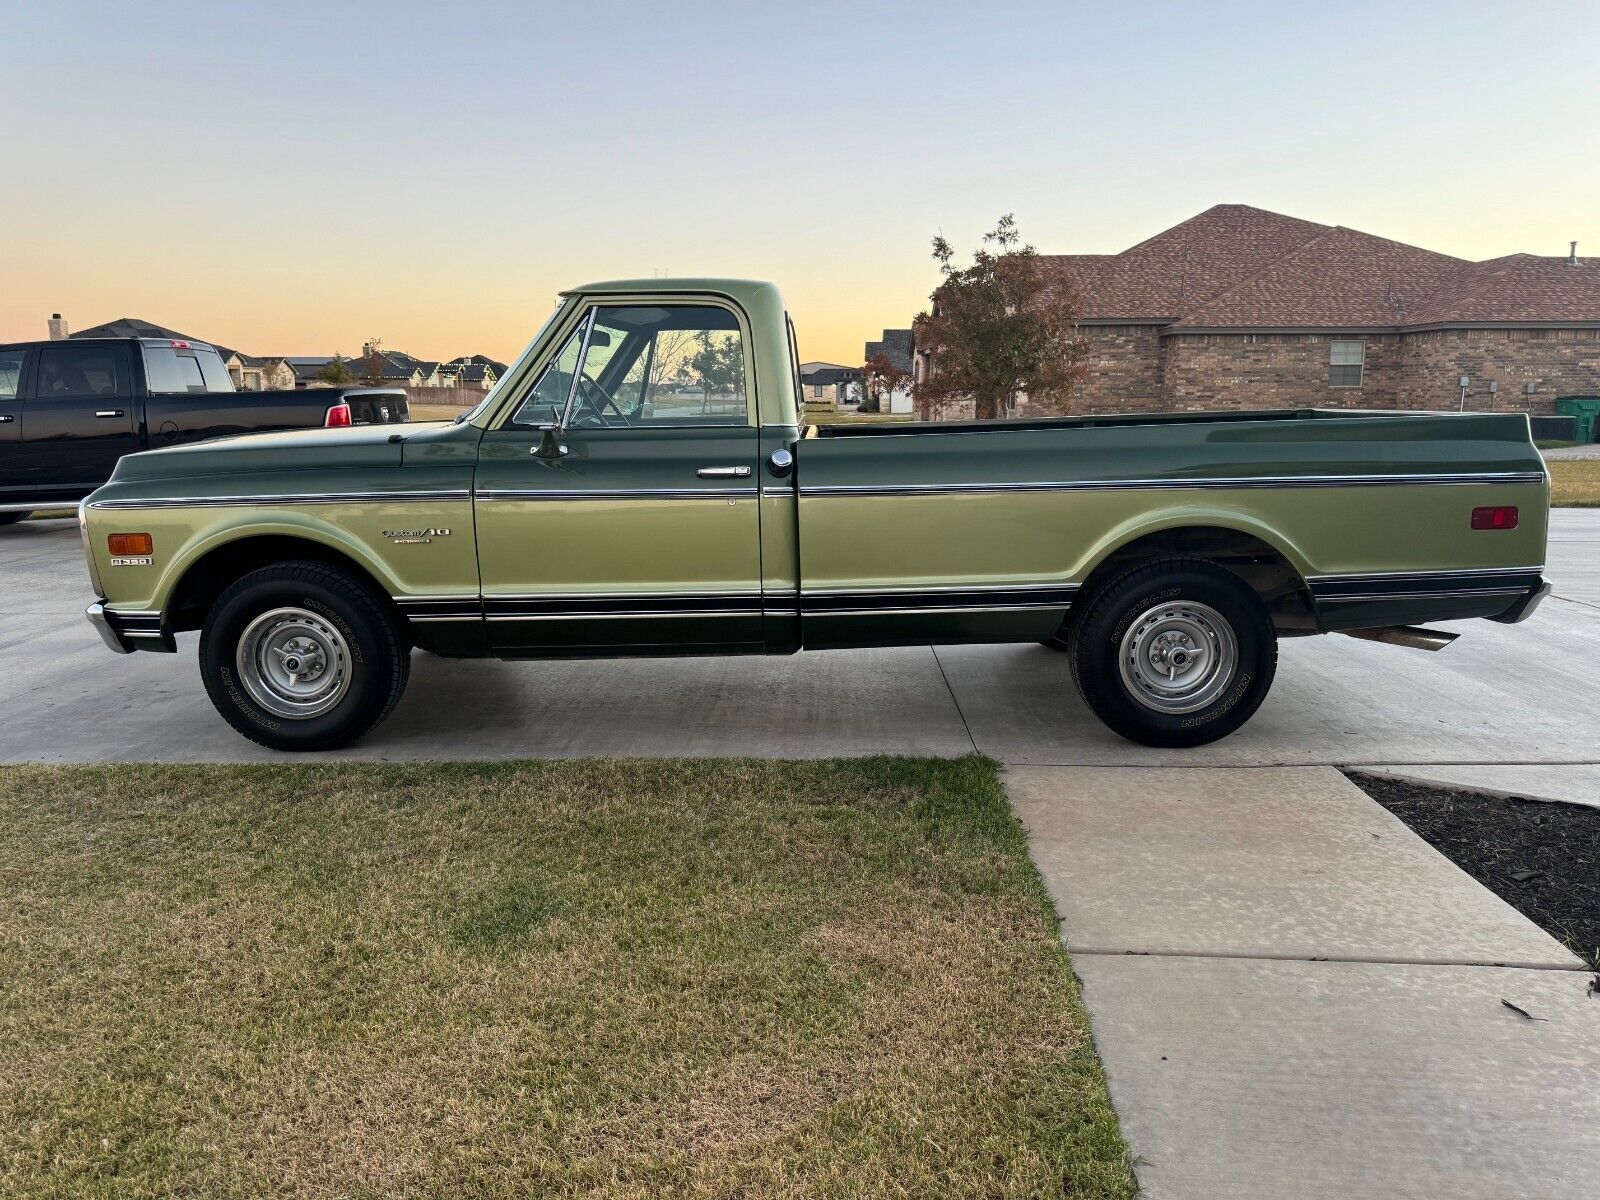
[6,1,1598,367]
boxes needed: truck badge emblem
[383,527,451,544]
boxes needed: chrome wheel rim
[235,607,352,720]
[1118,600,1238,715]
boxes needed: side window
[576,304,748,427]
[507,304,750,429]
[0,351,23,399]
[35,345,128,399]
[510,326,585,426]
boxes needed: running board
[1342,625,1460,652]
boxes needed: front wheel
[1069,558,1276,747]
[199,561,410,751]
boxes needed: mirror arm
[532,404,569,459]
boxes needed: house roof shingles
[1051,204,1600,331]
[864,329,914,372]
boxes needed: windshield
[458,299,569,424]
[142,344,237,394]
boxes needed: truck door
[474,301,764,655]
[0,348,27,499]
[20,342,139,498]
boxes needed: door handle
[95,409,125,418]
[696,465,752,478]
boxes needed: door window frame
[491,296,758,432]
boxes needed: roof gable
[1048,204,1331,319]
[1171,226,1465,328]
[1052,205,1596,329]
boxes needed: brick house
[1048,205,1600,414]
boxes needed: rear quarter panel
[795,411,1547,644]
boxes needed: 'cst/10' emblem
[384,527,451,544]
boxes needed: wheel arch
[1073,512,1318,634]
[162,525,402,633]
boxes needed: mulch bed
[1348,771,1600,968]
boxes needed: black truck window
[36,345,126,398]
[142,344,237,394]
[0,351,23,398]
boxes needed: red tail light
[324,402,352,428]
[1471,506,1519,530]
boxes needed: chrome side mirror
[531,405,569,459]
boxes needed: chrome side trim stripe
[89,489,471,510]
[801,583,1079,615]
[475,488,757,501]
[85,472,1544,511]
[391,584,1075,623]
[485,610,763,622]
[798,472,1545,497]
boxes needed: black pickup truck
[0,337,409,521]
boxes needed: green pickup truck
[79,278,1551,751]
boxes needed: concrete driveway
[1,511,1596,764]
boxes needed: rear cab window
[141,342,237,394]
[0,350,24,398]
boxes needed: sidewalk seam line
[1068,947,1591,971]
[930,646,981,755]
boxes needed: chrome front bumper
[86,602,133,654]
[85,602,176,653]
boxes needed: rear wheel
[0,512,28,526]
[1069,557,1276,747]
[199,561,410,751]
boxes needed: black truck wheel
[1069,557,1276,748]
[199,561,410,751]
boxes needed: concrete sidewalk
[1008,765,1599,1199]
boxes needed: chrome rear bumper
[1491,579,1552,624]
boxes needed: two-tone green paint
[82,277,1550,661]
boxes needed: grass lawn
[1548,459,1600,507]
[0,757,1133,1199]
[806,409,914,424]
[409,402,473,422]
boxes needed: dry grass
[1549,459,1600,507]
[408,402,474,422]
[805,408,914,424]
[0,757,1133,1199]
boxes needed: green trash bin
[1555,397,1600,443]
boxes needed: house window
[1329,340,1364,387]
[813,383,823,398]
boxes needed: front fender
[86,506,411,614]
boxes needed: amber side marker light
[108,533,154,556]
[1471,506,1519,531]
